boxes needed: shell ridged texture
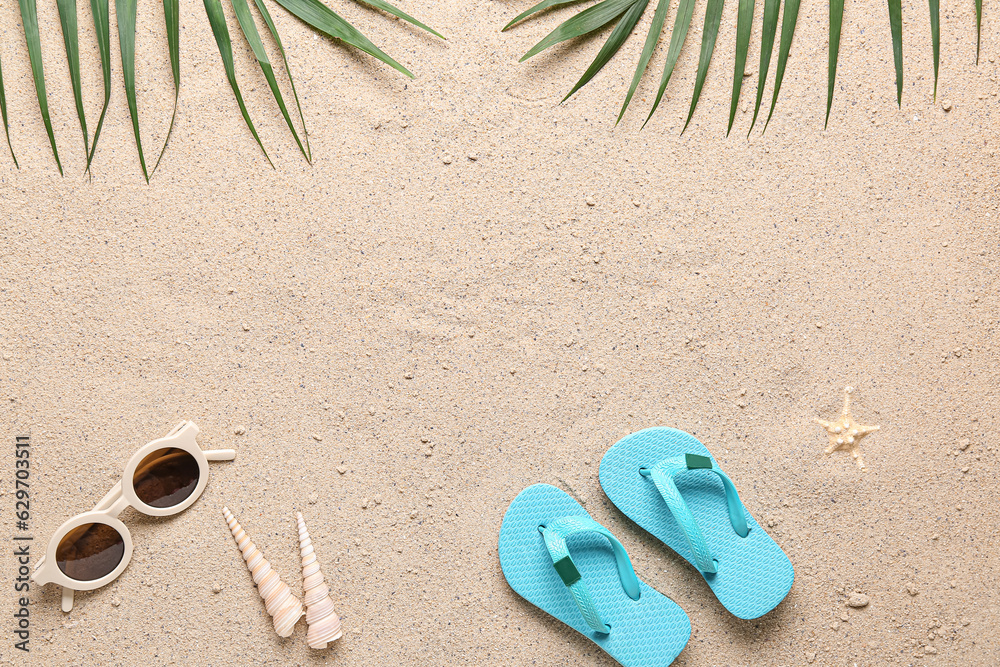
[297,512,342,649]
[223,507,304,638]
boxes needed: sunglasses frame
[32,421,235,611]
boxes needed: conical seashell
[297,512,342,649]
[223,507,303,638]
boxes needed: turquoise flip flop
[599,427,794,619]
[498,484,691,667]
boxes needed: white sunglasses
[32,421,235,611]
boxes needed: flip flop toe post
[600,427,794,619]
[498,484,690,667]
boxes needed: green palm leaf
[748,0,780,134]
[204,0,273,167]
[116,0,149,181]
[887,0,902,105]
[87,0,111,171]
[504,0,589,31]
[273,0,414,77]
[154,0,181,174]
[521,0,638,61]
[232,0,310,161]
[618,0,669,124]
[57,0,90,160]
[645,0,696,124]
[19,0,63,174]
[349,0,445,39]
[0,51,17,168]
[727,0,756,135]
[683,0,725,132]
[825,0,844,127]
[562,0,648,102]
[928,0,939,99]
[764,0,800,131]
[254,0,312,161]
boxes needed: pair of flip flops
[498,427,795,667]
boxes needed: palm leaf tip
[727,0,756,136]
[503,0,590,31]
[0,53,17,168]
[19,0,63,174]
[57,0,90,159]
[86,0,112,172]
[521,0,639,61]
[617,0,669,125]
[116,0,149,181]
[561,0,649,104]
[748,0,780,135]
[153,0,181,175]
[350,0,445,40]
[683,0,726,133]
[233,0,310,162]
[273,0,414,78]
[825,0,845,128]
[204,0,274,168]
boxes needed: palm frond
[1,0,437,173]
[19,0,63,174]
[506,0,986,130]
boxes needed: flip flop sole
[600,427,794,619]
[498,484,690,667]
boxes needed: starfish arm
[841,390,852,417]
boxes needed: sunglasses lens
[56,523,126,581]
[132,448,200,508]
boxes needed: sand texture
[1,0,998,664]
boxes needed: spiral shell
[223,507,303,638]
[297,512,342,649]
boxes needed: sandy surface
[1,0,998,664]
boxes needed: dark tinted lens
[56,523,126,581]
[132,448,200,508]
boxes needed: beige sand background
[1,0,998,664]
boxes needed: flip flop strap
[540,516,641,634]
[642,454,749,574]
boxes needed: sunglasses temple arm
[62,587,75,612]
[205,449,236,461]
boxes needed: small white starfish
[815,386,880,469]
